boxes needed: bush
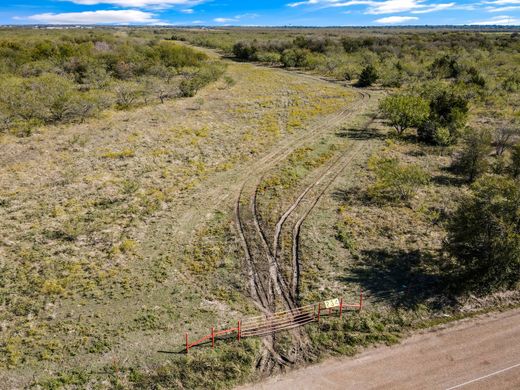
[510,143,520,178]
[356,64,378,87]
[429,54,461,79]
[427,88,469,134]
[379,94,430,136]
[114,81,142,108]
[418,121,452,146]
[418,86,469,144]
[446,175,520,292]
[280,48,311,68]
[453,128,492,182]
[232,41,258,60]
[368,156,430,202]
[255,51,281,64]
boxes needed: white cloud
[486,5,520,11]
[213,13,259,24]
[288,0,455,15]
[24,9,162,24]
[67,0,205,8]
[214,17,237,23]
[471,14,520,24]
[411,3,455,14]
[484,0,520,4]
[181,8,194,14]
[375,15,419,23]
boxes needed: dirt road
[242,308,520,390]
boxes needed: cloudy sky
[1,0,520,26]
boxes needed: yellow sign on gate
[323,298,340,309]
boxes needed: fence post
[185,333,189,354]
[237,320,241,341]
[211,327,215,349]
[359,289,363,312]
[317,303,321,323]
[339,298,343,319]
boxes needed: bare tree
[494,126,519,156]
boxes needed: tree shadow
[339,249,452,309]
[336,126,385,140]
[332,186,374,206]
[431,174,466,187]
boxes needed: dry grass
[0,55,357,386]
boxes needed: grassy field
[1,27,519,389]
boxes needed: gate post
[339,298,343,319]
[317,303,321,323]
[185,333,189,354]
[359,289,363,312]
[211,327,215,349]
[237,320,241,341]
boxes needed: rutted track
[289,119,374,298]
[235,90,372,315]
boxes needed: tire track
[236,91,372,316]
[290,120,374,298]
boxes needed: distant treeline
[171,29,519,92]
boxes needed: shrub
[510,142,520,178]
[114,81,142,108]
[356,64,378,87]
[427,88,469,134]
[418,86,469,144]
[446,175,520,292]
[280,48,311,68]
[429,54,461,79]
[232,41,258,60]
[368,156,430,202]
[452,128,492,182]
[379,94,430,136]
[418,121,452,146]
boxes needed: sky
[1,0,520,26]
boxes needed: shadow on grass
[336,126,385,140]
[332,186,372,206]
[431,174,466,187]
[340,249,451,309]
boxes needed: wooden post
[237,320,241,341]
[359,289,363,312]
[339,298,343,319]
[317,303,321,323]
[185,333,189,354]
[211,327,215,349]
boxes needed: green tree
[446,175,520,292]
[356,64,378,87]
[453,128,492,182]
[368,156,430,203]
[379,94,430,136]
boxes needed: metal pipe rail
[184,292,363,353]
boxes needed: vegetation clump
[379,94,430,136]
[0,32,223,136]
[368,156,430,203]
[446,175,520,292]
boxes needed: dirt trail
[241,308,520,390]
[235,92,372,313]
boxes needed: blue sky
[1,0,520,26]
